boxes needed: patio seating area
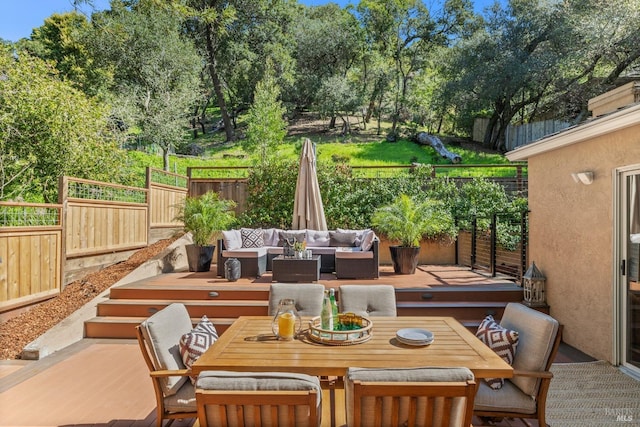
[0,261,611,427]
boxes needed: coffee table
[272,254,321,282]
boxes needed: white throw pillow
[360,230,376,251]
[222,229,242,250]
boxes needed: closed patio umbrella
[292,138,327,230]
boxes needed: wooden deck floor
[0,265,594,426]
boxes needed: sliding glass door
[620,169,640,374]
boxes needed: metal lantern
[523,261,546,307]
[224,257,241,282]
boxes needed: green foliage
[0,46,131,203]
[90,0,202,170]
[243,66,287,165]
[372,194,457,247]
[238,159,299,229]
[175,191,237,246]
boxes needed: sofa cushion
[278,231,306,246]
[329,231,357,247]
[476,315,519,389]
[263,228,282,246]
[337,228,371,246]
[222,229,242,250]
[360,230,376,251]
[223,247,268,258]
[179,315,218,383]
[335,247,373,259]
[241,228,264,248]
[306,230,330,247]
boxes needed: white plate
[396,335,434,346]
[396,328,434,343]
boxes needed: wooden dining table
[191,316,513,380]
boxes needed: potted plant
[176,191,236,272]
[372,194,456,274]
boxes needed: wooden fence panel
[147,167,188,229]
[0,230,62,311]
[149,185,187,227]
[65,201,147,257]
[189,179,248,214]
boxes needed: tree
[243,66,287,165]
[21,12,109,96]
[292,3,364,117]
[89,0,202,170]
[0,47,130,202]
[358,0,473,137]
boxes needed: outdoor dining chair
[345,366,476,427]
[338,284,397,317]
[268,283,325,317]
[473,302,562,427]
[195,370,322,427]
[135,302,197,427]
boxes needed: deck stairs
[84,279,525,339]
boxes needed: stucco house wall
[507,102,640,362]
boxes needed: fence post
[454,217,459,265]
[490,214,497,277]
[470,217,477,270]
[520,211,529,284]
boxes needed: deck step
[109,282,270,301]
[395,285,523,302]
[96,299,269,318]
[396,301,508,320]
[84,316,235,339]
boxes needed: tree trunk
[414,132,462,163]
[204,23,235,142]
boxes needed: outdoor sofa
[217,228,379,279]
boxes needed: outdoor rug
[547,361,640,426]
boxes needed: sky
[0,0,500,43]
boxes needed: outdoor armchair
[345,366,476,427]
[136,303,197,427]
[195,370,322,427]
[473,302,562,427]
[268,283,325,317]
[339,284,397,317]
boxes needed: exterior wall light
[571,171,594,185]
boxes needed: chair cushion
[241,228,264,248]
[346,367,474,427]
[196,371,322,407]
[339,285,397,317]
[164,379,196,413]
[140,303,193,396]
[268,283,325,317]
[500,303,559,396]
[222,229,242,250]
[180,316,219,383]
[476,315,519,389]
[474,378,537,414]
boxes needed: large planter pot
[389,246,420,274]
[185,244,215,272]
